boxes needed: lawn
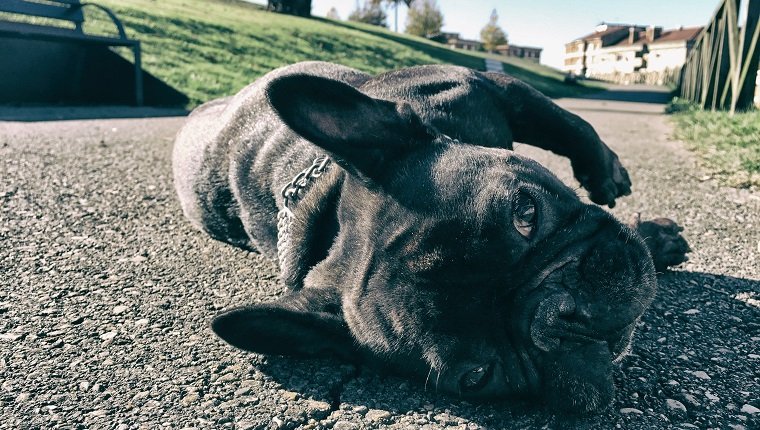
[670,106,760,188]
[18,0,598,107]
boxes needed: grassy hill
[77,0,600,107]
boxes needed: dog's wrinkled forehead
[389,138,579,216]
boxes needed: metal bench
[0,0,143,105]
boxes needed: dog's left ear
[211,288,357,360]
[266,74,434,181]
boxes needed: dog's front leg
[484,73,631,208]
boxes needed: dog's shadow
[259,270,759,428]
[260,355,560,428]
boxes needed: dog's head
[212,74,657,414]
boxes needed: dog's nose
[530,290,575,352]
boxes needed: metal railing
[679,0,760,113]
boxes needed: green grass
[19,0,597,107]
[670,104,760,188]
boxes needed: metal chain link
[280,155,330,210]
[276,155,330,273]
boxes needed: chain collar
[279,155,330,214]
[277,155,331,275]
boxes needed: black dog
[172,62,689,413]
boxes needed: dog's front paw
[631,214,690,272]
[573,153,632,208]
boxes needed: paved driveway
[1,88,758,429]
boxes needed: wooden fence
[680,0,760,113]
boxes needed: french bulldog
[172,61,689,413]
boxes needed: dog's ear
[266,74,434,180]
[211,288,356,360]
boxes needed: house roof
[574,24,630,42]
[612,30,651,47]
[608,26,703,48]
[651,26,703,44]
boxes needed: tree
[348,1,387,27]
[371,0,413,32]
[480,9,508,52]
[326,7,340,20]
[405,0,443,37]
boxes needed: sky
[249,0,721,68]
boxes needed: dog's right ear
[211,288,357,361]
[266,74,434,181]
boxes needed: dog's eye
[513,192,537,238]
[460,363,493,393]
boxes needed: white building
[564,24,702,83]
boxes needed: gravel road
[1,87,758,429]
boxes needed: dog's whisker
[424,365,434,392]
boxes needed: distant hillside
[86,0,600,107]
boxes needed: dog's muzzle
[512,213,656,364]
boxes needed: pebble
[132,391,150,401]
[0,332,25,341]
[365,409,391,423]
[620,408,643,414]
[305,399,331,413]
[683,309,700,315]
[666,398,687,414]
[691,370,711,380]
[740,404,760,414]
[705,392,719,402]
[237,421,256,430]
[181,393,199,406]
[281,391,299,401]
[217,399,237,409]
[333,421,358,430]
[233,387,251,396]
[434,413,457,425]
[352,405,368,414]
[112,305,128,315]
[682,393,701,408]
[99,331,117,341]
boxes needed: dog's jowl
[172,62,689,413]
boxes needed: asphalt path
[1,86,759,429]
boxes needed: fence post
[677,0,759,112]
[736,0,760,110]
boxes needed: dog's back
[172,62,370,253]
